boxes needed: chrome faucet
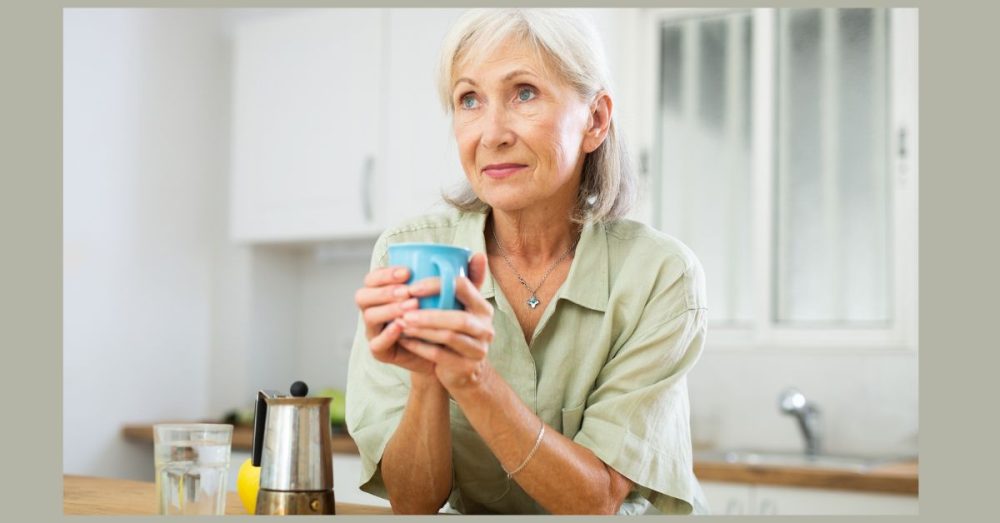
[778,387,822,456]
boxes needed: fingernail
[393,286,408,298]
[403,312,418,322]
[394,319,407,329]
[401,299,419,310]
[394,268,407,279]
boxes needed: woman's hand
[397,253,496,391]
[354,266,435,375]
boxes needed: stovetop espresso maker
[251,381,335,515]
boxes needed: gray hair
[436,8,636,224]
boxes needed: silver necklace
[491,225,579,310]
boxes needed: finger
[401,325,487,359]
[363,266,411,288]
[455,276,494,318]
[402,310,494,342]
[363,299,420,329]
[369,319,404,360]
[468,252,488,289]
[355,283,411,309]
[398,337,444,362]
[407,276,441,298]
[399,338,469,369]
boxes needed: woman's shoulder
[370,210,484,264]
[602,218,708,314]
[603,218,702,272]
[378,209,475,244]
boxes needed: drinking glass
[154,423,233,515]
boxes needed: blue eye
[517,87,536,102]
[460,94,478,110]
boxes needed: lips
[482,163,527,179]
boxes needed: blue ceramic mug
[387,243,472,310]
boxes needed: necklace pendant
[527,295,540,309]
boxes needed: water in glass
[155,439,231,515]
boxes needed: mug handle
[432,256,456,310]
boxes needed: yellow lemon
[236,458,261,514]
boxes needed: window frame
[631,7,918,351]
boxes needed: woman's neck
[488,205,581,266]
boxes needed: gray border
[7,0,994,521]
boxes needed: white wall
[204,244,374,417]
[688,348,918,457]
[63,9,230,480]
[293,245,374,392]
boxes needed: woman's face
[450,38,600,215]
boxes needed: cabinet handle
[361,155,374,223]
[759,498,777,515]
[898,126,907,160]
[726,498,743,515]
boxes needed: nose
[480,104,515,150]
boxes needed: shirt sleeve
[344,231,411,500]
[571,253,709,515]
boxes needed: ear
[582,91,612,154]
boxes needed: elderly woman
[346,9,708,515]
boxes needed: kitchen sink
[694,449,915,472]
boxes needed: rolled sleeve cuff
[574,416,697,515]
[350,412,404,500]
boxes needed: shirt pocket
[561,403,586,440]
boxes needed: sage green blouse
[345,210,710,514]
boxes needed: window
[776,8,890,326]
[656,12,755,328]
[646,8,918,349]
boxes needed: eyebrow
[453,69,540,90]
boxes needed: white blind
[658,12,755,327]
[775,8,890,326]
[656,8,893,329]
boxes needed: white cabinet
[230,9,469,243]
[331,453,393,507]
[382,9,467,226]
[753,485,918,515]
[701,481,918,515]
[230,10,385,242]
[701,481,753,514]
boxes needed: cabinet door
[332,454,392,507]
[382,9,468,227]
[700,481,752,515]
[753,485,918,515]
[231,10,385,242]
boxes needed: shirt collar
[453,211,495,299]
[452,211,609,312]
[558,218,609,312]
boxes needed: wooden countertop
[694,459,918,495]
[63,474,393,515]
[122,422,916,495]
[122,422,359,454]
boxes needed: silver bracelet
[503,422,546,480]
